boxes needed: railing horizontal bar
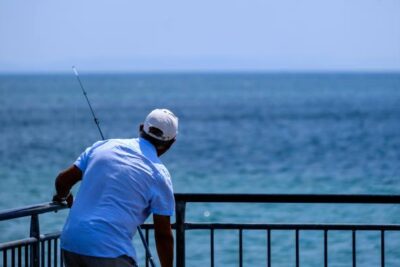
[138,222,400,231]
[184,223,400,231]
[140,224,156,230]
[0,232,62,251]
[2,193,400,221]
[140,223,180,230]
[0,202,67,221]
[0,238,37,250]
[40,232,62,241]
[175,193,400,204]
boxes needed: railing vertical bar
[3,249,7,267]
[18,246,22,267]
[48,240,52,267]
[324,230,328,267]
[41,240,45,267]
[176,201,186,267]
[381,230,385,267]
[145,228,149,267]
[24,245,29,267]
[239,229,243,267]
[210,228,214,267]
[30,214,40,267]
[11,248,15,267]
[267,229,271,267]
[352,230,356,267]
[54,238,58,267]
[60,246,63,267]
[295,229,299,267]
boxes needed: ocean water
[0,73,399,266]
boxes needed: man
[52,109,178,267]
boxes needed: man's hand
[52,193,74,208]
[53,165,82,208]
[153,214,174,267]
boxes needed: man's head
[139,109,178,156]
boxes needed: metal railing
[0,202,68,267]
[1,194,400,267]
[171,194,400,267]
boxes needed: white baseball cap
[143,109,178,141]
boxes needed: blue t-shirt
[60,138,175,261]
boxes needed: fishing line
[72,66,157,267]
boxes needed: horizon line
[1,69,400,75]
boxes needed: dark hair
[139,126,174,149]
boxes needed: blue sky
[0,0,399,72]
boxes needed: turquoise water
[1,73,399,266]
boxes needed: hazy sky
[0,0,399,72]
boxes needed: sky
[0,0,399,73]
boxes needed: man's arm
[153,214,174,267]
[53,165,82,207]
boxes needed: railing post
[30,214,40,267]
[175,200,186,267]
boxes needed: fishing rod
[72,66,105,140]
[72,66,157,267]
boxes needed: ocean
[1,73,399,266]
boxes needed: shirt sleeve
[73,140,106,173]
[150,169,175,216]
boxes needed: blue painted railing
[1,194,400,267]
